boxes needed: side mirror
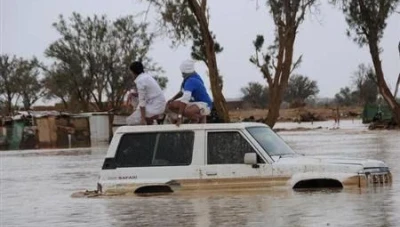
[244,153,258,165]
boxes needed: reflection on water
[0,147,103,158]
[1,120,399,227]
[101,187,396,227]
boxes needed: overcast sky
[1,0,399,106]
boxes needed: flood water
[1,120,399,227]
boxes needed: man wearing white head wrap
[167,59,213,126]
[180,59,195,74]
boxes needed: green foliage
[241,82,269,108]
[352,64,378,104]
[153,75,168,90]
[332,0,399,46]
[190,31,223,66]
[0,55,18,98]
[13,58,43,110]
[267,0,318,45]
[44,12,161,111]
[249,0,316,86]
[0,55,43,113]
[148,0,198,45]
[0,55,18,114]
[335,87,358,106]
[248,0,318,127]
[335,64,379,106]
[333,0,400,124]
[284,74,319,104]
[146,0,230,122]
[41,63,74,109]
[253,35,264,52]
[147,0,223,69]
[249,34,273,82]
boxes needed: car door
[199,130,273,189]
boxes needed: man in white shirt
[126,61,167,125]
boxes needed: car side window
[153,132,194,166]
[115,131,194,167]
[207,131,262,164]
[115,133,155,167]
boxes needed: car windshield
[246,126,296,156]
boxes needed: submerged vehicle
[95,122,391,196]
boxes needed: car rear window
[115,131,194,167]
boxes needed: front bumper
[358,167,392,187]
[365,171,392,185]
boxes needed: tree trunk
[23,100,29,110]
[265,34,295,128]
[97,89,104,111]
[82,100,90,112]
[187,0,230,123]
[7,95,12,116]
[61,98,69,110]
[394,73,400,98]
[368,40,400,125]
[265,86,282,128]
[205,45,230,123]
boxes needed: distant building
[225,98,250,110]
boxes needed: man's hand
[126,94,132,106]
[127,92,138,106]
[167,99,174,107]
[176,117,182,127]
[140,117,147,125]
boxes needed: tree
[250,0,317,128]
[148,0,230,122]
[42,63,74,110]
[154,75,168,90]
[190,29,224,90]
[13,58,43,110]
[45,13,162,112]
[284,74,319,106]
[352,63,378,104]
[103,15,164,111]
[335,87,358,106]
[241,82,269,108]
[0,55,18,115]
[333,0,400,124]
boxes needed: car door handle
[206,171,217,176]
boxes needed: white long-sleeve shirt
[134,72,166,108]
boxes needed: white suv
[97,122,392,195]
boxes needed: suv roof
[115,122,268,134]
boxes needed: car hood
[272,155,388,169]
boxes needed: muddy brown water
[1,120,399,227]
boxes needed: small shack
[0,115,38,150]
[112,114,129,135]
[362,104,393,124]
[79,112,111,146]
[1,111,91,150]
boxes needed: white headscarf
[180,59,195,74]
